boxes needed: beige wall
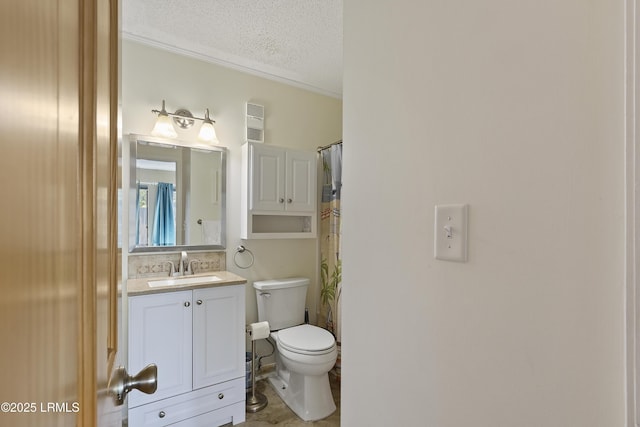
[121,40,342,329]
[342,1,626,426]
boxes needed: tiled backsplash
[128,251,226,279]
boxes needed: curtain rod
[317,140,342,152]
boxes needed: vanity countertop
[127,271,247,296]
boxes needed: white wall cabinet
[128,285,246,426]
[241,142,317,239]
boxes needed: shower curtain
[152,182,176,246]
[319,143,342,357]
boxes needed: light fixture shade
[198,121,218,143]
[151,113,177,138]
[198,109,219,143]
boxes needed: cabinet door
[192,285,246,389]
[250,144,285,211]
[129,291,193,407]
[286,150,316,212]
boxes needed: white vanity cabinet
[241,142,317,239]
[128,285,246,427]
[128,291,193,408]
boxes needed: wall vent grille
[246,103,264,143]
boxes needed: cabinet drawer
[128,377,245,427]
[172,401,245,427]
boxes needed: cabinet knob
[218,393,224,400]
[196,299,203,305]
[287,198,292,203]
[279,198,284,203]
[158,411,166,418]
[184,301,191,307]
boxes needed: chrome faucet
[179,251,188,275]
[187,259,200,275]
[166,261,175,277]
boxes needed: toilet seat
[277,324,335,355]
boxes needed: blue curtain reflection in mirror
[136,181,177,246]
[152,182,176,246]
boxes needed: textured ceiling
[122,0,343,98]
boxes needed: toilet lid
[278,324,335,352]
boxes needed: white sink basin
[148,275,222,288]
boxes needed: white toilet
[253,277,337,421]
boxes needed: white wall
[342,1,626,426]
[121,40,342,328]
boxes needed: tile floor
[228,372,341,427]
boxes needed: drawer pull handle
[159,411,166,418]
[218,393,224,400]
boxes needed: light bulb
[197,109,219,143]
[151,114,178,138]
[151,100,178,138]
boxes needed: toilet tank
[253,277,309,330]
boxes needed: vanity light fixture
[151,100,219,143]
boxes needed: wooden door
[0,0,120,425]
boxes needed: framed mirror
[128,134,226,252]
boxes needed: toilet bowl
[253,278,338,421]
[277,325,337,373]
[270,325,337,421]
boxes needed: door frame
[81,0,120,424]
[626,0,639,425]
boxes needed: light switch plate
[434,204,468,262]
